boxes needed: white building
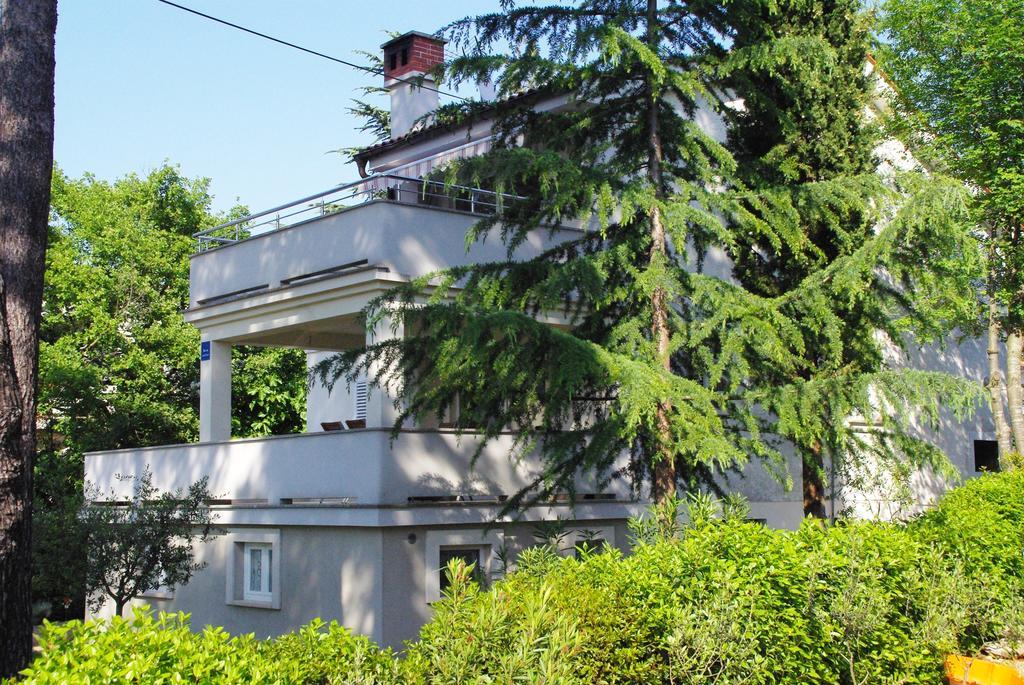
[84,31,997,647]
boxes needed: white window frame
[425,528,503,604]
[243,543,273,603]
[225,529,281,609]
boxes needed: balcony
[182,176,584,444]
[84,428,639,527]
[188,175,543,309]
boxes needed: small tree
[81,471,216,617]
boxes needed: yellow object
[946,654,1024,685]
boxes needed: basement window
[438,547,483,594]
[424,528,503,603]
[567,527,615,558]
[974,439,1000,472]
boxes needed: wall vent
[354,380,368,420]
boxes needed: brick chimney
[382,31,446,139]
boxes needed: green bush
[910,469,1024,585]
[401,554,583,684]
[13,610,398,684]
[405,471,1024,684]
[12,472,1024,684]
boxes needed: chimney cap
[381,31,447,50]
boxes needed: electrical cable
[154,0,469,101]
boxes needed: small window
[400,47,409,66]
[244,543,273,603]
[974,439,1000,472]
[438,547,481,594]
[226,529,280,609]
[388,52,397,71]
[140,573,174,600]
[549,526,615,558]
[425,529,503,603]
[574,537,605,559]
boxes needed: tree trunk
[644,0,675,506]
[1005,331,1024,458]
[0,0,58,677]
[987,287,1013,460]
[802,443,827,518]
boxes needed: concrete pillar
[199,339,231,442]
[366,314,403,428]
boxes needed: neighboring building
[84,32,995,646]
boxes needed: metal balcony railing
[193,174,523,252]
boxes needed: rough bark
[802,443,828,518]
[0,0,58,676]
[1006,331,1024,457]
[987,290,1013,461]
[644,0,675,506]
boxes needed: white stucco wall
[305,350,360,431]
[97,526,385,643]
[100,519,633,649]
[84,430,636,510]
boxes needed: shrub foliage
[12,472,1024,684]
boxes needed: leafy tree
[0,0,58,675]
[80,471,216,617]
[34,166,307,615]
[42,167,206,453]
[878,0,1024,464]
[719,0,982,515]
[232,346,308,438]
[30,449,87,618]
[323,0,980,512]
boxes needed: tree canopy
[323,0,982,513]
[879,0,1024,463]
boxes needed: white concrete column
[366,314,403,428]
[199,339,231,442]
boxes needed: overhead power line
[154,0,468,101]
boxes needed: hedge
[11,470,1024,684]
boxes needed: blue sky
[55,1,498,217]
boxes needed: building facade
[84,32,996,647]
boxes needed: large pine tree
[0,0,58,674]
[325,0,981,511]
